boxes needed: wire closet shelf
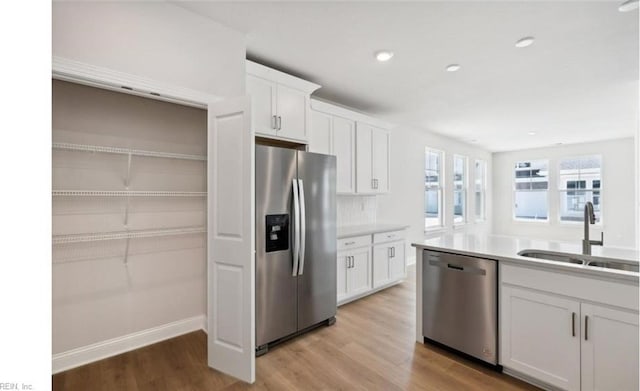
[52,226,206,245]
[52,142,207,161]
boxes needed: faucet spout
[582,201,603,255]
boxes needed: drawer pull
[345,241,356,246]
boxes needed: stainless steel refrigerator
[255,145,337,355]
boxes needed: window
[453,155,467,224]
[474,159,486,221]
[514,160,548,221]
[424,148,443,229]
[558,156,602,223]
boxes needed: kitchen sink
[518,249,639,273]
[586,260,639,273]
[517,250,587,265]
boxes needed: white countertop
[337,223,409,239]
[412,233,639,282]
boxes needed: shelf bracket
[125,152,132,188]
[123,237,131,265]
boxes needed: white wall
[52,1,246,97]
[492,138,636,249]
[377,126,493,262]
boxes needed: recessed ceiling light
[515,36,535,48]
[470,139,479,143]
[619,0,639,12]
[446,64,461,72]
[528,131,537,136]
[375,51,394,62]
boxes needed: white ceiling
[175,1,638,152]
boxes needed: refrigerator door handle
[292,179,300,276]
[297,179,306,275]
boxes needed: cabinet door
[332,116,356,194]
[276,84,307,142]
[371,127,390,193]
[501,286,580,391]
[372,244,390,288]
[246,75,276,136]
[355,123,374,193]
[388,241,405,281]
[336,252,349,302]
[581,303,639,391]
[309,111,332,155]
[348,247,372,297]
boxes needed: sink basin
[518,249,639,273]
[586,260,639,273]
[517,250,587,265]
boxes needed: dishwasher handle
[428,259,487,276]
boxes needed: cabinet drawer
[338,235,370,251]
[373,230,405,244]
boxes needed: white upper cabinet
[246,61,320,144]
[309,110,332,155]
[356,123,390,194]
[332,117,356,194]
[310,99,392,195]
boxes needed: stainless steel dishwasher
[422,250,498,365]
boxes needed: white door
[246,75,275,137]
[581,303,639,391]
[276,84,307,142]
[356,123,373,193]
[388,241,405,281]
[333,116,356,194]
[500,286,580,391]
[207,97,255,383]
[336,251,349,302]
[348,247,372,297]
[372,244,390,288]
[372,127,390,193]
[309,110,332,155]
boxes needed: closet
[52,80,207,358]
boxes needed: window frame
[453,154,468,226]
[512,159,550,223]
[424,147,445,231]
[474,159,487,222]
[557,155,603,226]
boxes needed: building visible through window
[514,160,549,220]
[424,148,443,229]
[453,155,467,224]
[475,160,486,221]
[559,156,602,222]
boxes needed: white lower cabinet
[501,286,581,390]
[337,247,372,303]
[502,278,639,391]
[580,303,639,391]
[373,240,406,288]
[337,230,406,305]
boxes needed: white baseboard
[52,315,206,374]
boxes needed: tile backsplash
[337,196,377,226]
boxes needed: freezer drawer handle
[447,264,464,271]
[292,179,300,276]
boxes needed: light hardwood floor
[53,265,539,390]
